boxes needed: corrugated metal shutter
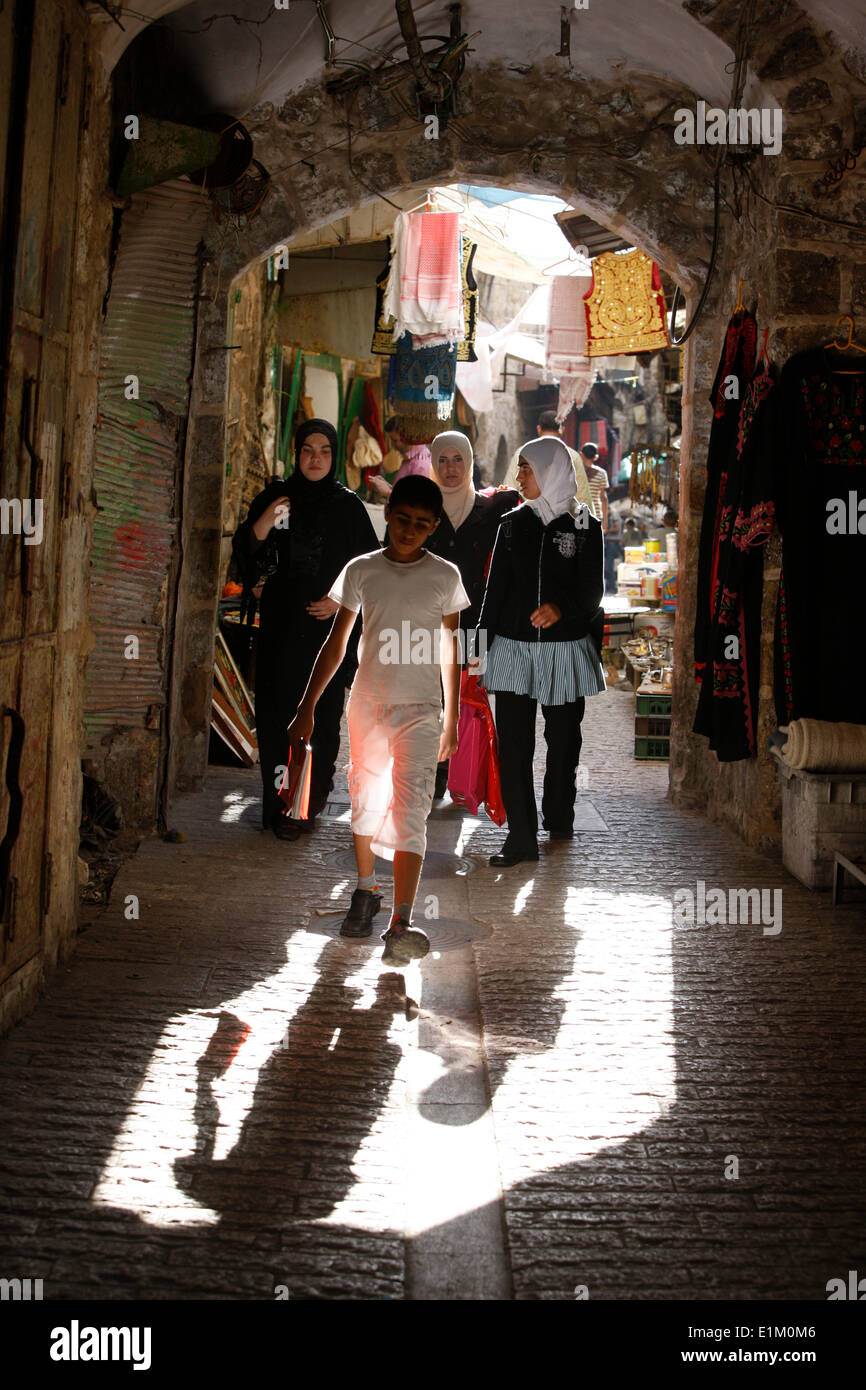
[85,179,208,740]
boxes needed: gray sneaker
[381,919,430,965]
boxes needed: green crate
[636,693,672,717]
[635,736,670,760]
[635,714,671,737]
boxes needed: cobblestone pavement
[0,689,864,1300]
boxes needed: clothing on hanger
[583,249,670,356]
[382,210,464,345]
[372,234,477,361]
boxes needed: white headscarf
[516,436,578,526]
[430,430,475,532]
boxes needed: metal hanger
[824,314,866,373]
[734,278,745,314]
[402,188,465,215]
[541,246,591,276]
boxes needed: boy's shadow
[174,940,407,1224]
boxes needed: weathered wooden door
[0,0,89,994]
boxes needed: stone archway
[101,4,866,850]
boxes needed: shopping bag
[464,673,507,826]
[278,742,313,820]
[459,672,507,825]
[447,696,489,815]
[482,704,506,826]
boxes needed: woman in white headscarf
[425,430,518,796]
[471,435,605,866]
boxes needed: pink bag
[447,699,489,815]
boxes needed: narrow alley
[2,0,866,1338]
[1,690,863,1302]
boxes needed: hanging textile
[768,347,866,725]
[363,378,386,456]
[578,418,609,465]
[381,210,463,344]
[583,249,670,357]
[607,424,622,480]
[372,235,478,361]
[546,274,594,423]
[693,310,757,688]
[693,355,776,759]
[392,333,458,442]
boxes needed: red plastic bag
[447,699,489,814]
[448,674,506,825]
[278,743,313,820]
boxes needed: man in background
[578,441,609,531]
[506,409,592,510]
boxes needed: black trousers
[493,691,585,847]
[256,663,347,829]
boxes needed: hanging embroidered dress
[768,347,866,725]
[693,309,757,689]
[692,357,776,758]
[583,249,670,357]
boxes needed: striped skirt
[480,635,606,705]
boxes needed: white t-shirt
[330,549,470,704]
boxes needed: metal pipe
[394,0,448,101]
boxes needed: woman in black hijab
[232,419,379,838]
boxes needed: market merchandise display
[583,249,670,357]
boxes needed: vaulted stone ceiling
[96,0,863,111]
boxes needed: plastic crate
[635,692,672,717]
[635,714,671,737]
[635,736,670,760]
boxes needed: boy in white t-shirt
[287,475,470,966]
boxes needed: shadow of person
[173,939,407,1225]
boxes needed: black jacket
[425,488,520,630]
[476,502,604,645]
[232,479,378,651]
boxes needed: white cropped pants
[346,693,441,860]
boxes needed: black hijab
[285,418,340,516]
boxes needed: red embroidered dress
[693,356,776,759]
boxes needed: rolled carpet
[780,718,866,772]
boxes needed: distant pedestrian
[472,436,605,866]
[578,441,609,530]
[369,419,431,499]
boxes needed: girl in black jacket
[232,419,378,838]
[473,435,605,865]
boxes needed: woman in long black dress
[232,419,379,838]
[424,430,518,796]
